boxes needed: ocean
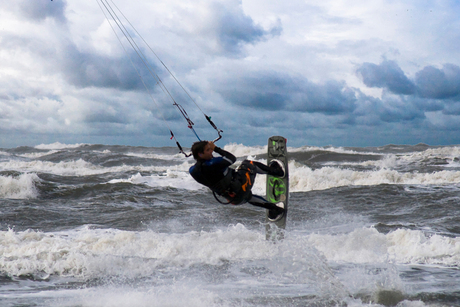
[1,142,460,307]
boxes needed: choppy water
[2,142,460,306]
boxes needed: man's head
[191,140,214,161]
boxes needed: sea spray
[0,173,39,199]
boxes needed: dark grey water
[1,142,460,306]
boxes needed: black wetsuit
[189,147,283,212]
[189,147,236,193]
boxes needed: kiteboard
[265,136,289,239]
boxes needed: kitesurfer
[189,141,285,220]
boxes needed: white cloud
[1,0,460,148]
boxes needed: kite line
[96,0,223,157]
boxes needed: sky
[1,0,460,148]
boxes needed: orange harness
[241,161,253,192]
[213,160,254,205]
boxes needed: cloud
[354,60,460,130]
[171,0,281,55]
[357,60,460,102]
[215,72,289,110]
[59,43,149,90]
[415,64,460,100]
[213,69,357,115]
[356,59,460,128]
[1,0,68,24]
[377,97,426,123]
[211,2,268,53]
[2,0,460,147]
[357,60,415,95]
[288,80,357,115]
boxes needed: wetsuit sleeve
[189,147,236,189]
[213,147,236,164]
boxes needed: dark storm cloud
[357,60,460,123]
[289,80,357,115]
[358,60,460,102]
[207,1,282,54]
[215,4,264,48]
[357,60,415,95]
[351,93,426,126]
[217,73,288,110]
[415,64,460,100]
[17,0,67,23]
[60,43,150,90]
[216,71,357,115]
[0,27,147,92]
[377,98,426,123]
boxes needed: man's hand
[208,141,216,151]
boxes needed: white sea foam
[3,155,460,192]
[0,224,353,303]
[0,173,39,199]
[3,224,458,278]
[409,146,460,161]
[4,144,460,192]
[360,146,460,169]
[233,143,460,169]
[288,162,460,192]
[109,170,203,191]
[0,225,274,278]
[17,150,60,159]
[0,159,104,176]
[289,145,369,156]
[223,143,266,157]
[0,225,329,282]
[309,227,460,266]
[219,145,460,191]
[223,143,366,157]
[35,142,88,150]
[0,223,452,307]
[124,152,175,160]
[124,151,185,161]
[110,159,460,192]
[244,160,460,193]
[0,159,164,177]
[65,286,223,307]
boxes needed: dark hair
[191,141,208,160]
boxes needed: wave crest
[0,173,40,199]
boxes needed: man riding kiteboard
[189,141,285,220]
